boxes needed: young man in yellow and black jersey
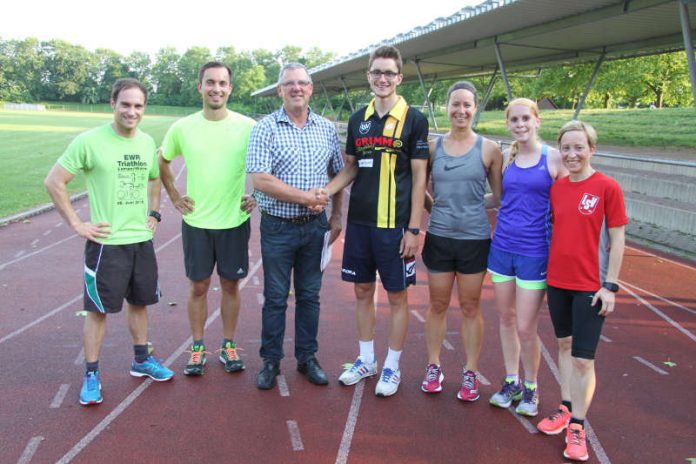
[325,45,429,397]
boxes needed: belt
[262,212,321,225]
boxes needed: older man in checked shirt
[247,62,344,390]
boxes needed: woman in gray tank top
[420,81,503,401]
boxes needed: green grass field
[0,109,183,218]
[438,107,696,148]
[1,106,694,219]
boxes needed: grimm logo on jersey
[359,121,372,135]
[354,136,399,148]
[578,193,600,215]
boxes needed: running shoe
[338,357,377,386]
[421,363,444,393]
[184,344,208,376]
[537,404,571,435]
[130,356,174,381]
[218,341,245,373]
[563,423,589,461]
[489,378,523,408]
[515,384,539,417]
[375,367,401,397]
[457,370,480,402]
[79,371,103,406]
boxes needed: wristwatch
[602,281,619,292]
[407,227,420,236]
[148,210,162,222]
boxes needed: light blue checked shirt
[247,107,344,218]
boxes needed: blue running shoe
[79,371,103,405]
[130,356,174,382]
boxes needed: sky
[3,0,481,59]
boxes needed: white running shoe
[375,367,401,397]
[338,357,377,386]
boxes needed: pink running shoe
[421,364,444,393]
[457,370,480,401]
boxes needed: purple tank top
[491,145,553,257]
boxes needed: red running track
[1,158,695,463]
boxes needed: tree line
[0,37,693,111]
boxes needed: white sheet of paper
[320,231,332,272]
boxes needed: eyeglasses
[368,70,400,79]
[280,80,311,88]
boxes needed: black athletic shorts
[547,285,605,360]
[83,240,160,313]
[422,233,490,274]
[181,219,250,281]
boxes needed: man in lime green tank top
[45,78,174,406]
[159,62,256,376]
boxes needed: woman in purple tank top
[487,99,567,416]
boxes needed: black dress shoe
[257,360,280,390]
[297,357,329,385]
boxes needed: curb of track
[0,192,87,227]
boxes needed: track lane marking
[633,356,669,375]
[620,280,696,315]
[506,407,539,434]
[56,258,262,463]
[50,384,71,409]
[277,375,290,397]
[442,339,454,350]
[335,380,366,464]
[17,436,44,464]
[43,229,52,236]
[287,420,304,451]
[600,335,612,343]
[621,284,696,343]
[0,234,77,271]
[410,309,425,323]
[540,342,611,464]
[73,348,85,366]
[0,234,182,346]
[626,245,696,272]
[14,250,26,258]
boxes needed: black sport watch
[148,210,162,222]
[602,282,619,293]
[407,227,420,236]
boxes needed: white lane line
[633,356,669,375]
[73,348,85,366]
[477,372,491,386]
[257,293,264,305]
[620,280,696,316]
[43,229,52,236]
[442,339,454,351]
[277,375,290,397]
[30,239,40,247]
[0,234,182,346]
[287,420,304,451]
[57,258,263,463]
[55,222,63,228]
[621,284,696,343]
[14,250,26,258]
[0,295,81,345]
[626,245,696,271]
[410,309,425,323]
[540,342,611,464]
[506,407,539,434]
[335,380,366,464]
[600,335,612,343]
[50,384,71,409]
[0,234,77,271]
[17,436,44,464]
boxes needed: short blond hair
[557,120,598,149]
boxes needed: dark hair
[198,61,233,83]
[111,78,148,103]
[446,80,478,106]
[369,45,403,73]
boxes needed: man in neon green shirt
[159,61,256,376]
[45,78,174,406]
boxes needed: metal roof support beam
[678,0,696,109]
[494,41,513,102]
[474,67,499,129]
[320,82,335,119]
[414,59,439,131]
[340,77,355,113]
[573,51,606,120]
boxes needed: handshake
[306,187,330,214]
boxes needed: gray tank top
[428,135,491,239]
